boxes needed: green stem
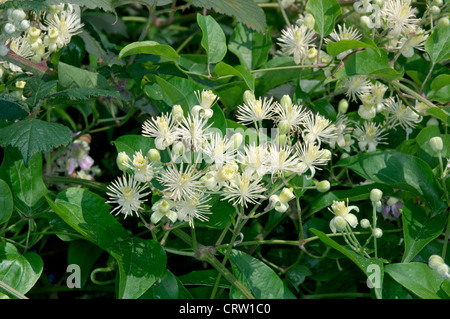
[0,280,28,299]
[392,81,437,110]
[200,251,255,300]
[372,203,378,259]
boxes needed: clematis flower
[328,200,359,233]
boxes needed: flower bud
[315,180,330,192]
[278,120,291,135]
[426,118,439,127]
[147,148,161,162]
[278,134,287,146]
[430,5,440,16]
[28,26,41,39]
[372,228,383,238]
[428,255,445,270]
[231,132,243,149]
[0,44,9,56]
[243,90,255,105]
[370,188,383,203]
[304,13,315,30]
[360,16,373,29]
[12,9,26,21]
[172,104,184,121]
[280,95,292,111]
[338,99,349,114]
[19,20,30,31]
[433,0,443,5]
[279,187,295,203]
[360,219,371,229]
[171,141,185,156]
[436,264,449,277]
[429,136,443,153]
[438,17,450,28]
[4,23,16,34]
[333,216,347,232]
[116,152,130,171]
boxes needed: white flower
[340,75,373,102]
[124,150,155,183]
[4,36,34,72]
[273,100,307,134]
[238,143,270,178]
[296,141,331,179]
[191,89,218,120]
[142,113,177,150]
[203,133,236,169]
[267,143,300,180]
[397,30,428,58]
[353,121,388,152]
[106,174,151,218]
[45,4,84,47]
[222,172,267,208]
[329,114,353,150]
[156,163,203,201]
[151,198,178,224]
[236,96,275,126]
[278,24,316,65]
[328,200,359,233]
[175,114,212,152]
[381,0,420,37]
[384,96,422,130]
[301,112,338,147]
[325,24,362,59]
[176,192,212,227]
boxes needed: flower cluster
[1,3,83,71]
[106,90,335,227]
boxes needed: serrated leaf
[58,62,110,89]
[0,118,72,166]
[0,98,29,121]
[49,88,122,105]
[0,179,13,225]
[118,41,179,60]
[0,0,48,15]
[45,0,115,12]
[22,77,57,107]
[190,0,266,33]
[197,14,227,64]
[305,0,342,37]
[113,0,172,6]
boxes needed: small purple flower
[67,138,94,175]
[381,197,403,220]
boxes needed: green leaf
[310,228,384,299]
[190,0,266,33]
[425,25,450,64]
[385,262,448,299]
[326,38,380,57]
[45,0,115,12]
[58,62,110,89]
[67,240,103,288]
[0,242,43,297]
[228,23,272,70]
[0,179,13,225]
[332,47,402,81]
[228,249,296,299]
[178,269,230,288]
[45,188,167,299]
[429,74,450,103]
[112,134,156,159]
[0,98,29,121]
[118,41,179,60]
[0,0,48,15]
[425,106,450,125]
[144,75,190,115]
[113,0,172,7]
[0,118,72,166]
[196,194,234,229]
[0,149,49,216]
[335,151,446,214]
[401,200,448,263]
[197,14,227,64]
[49,88,122,106]
[305,0,342,37]
[215,62,255,91]
[22,77,57,108]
